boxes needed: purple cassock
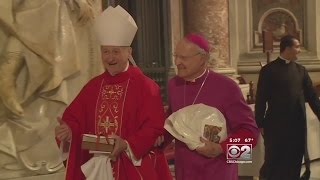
[166,70,259,180]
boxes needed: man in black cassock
[255,35,320,180]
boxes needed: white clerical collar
[188,69,207,82]
[279,56,291,64]
[123,62,129,71]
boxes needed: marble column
[168,0,184,79]
[184,0,250,99]
[184,0,235,75]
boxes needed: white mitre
[94,5,138,46]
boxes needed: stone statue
[0,0,102,179]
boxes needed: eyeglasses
[173,52,202,60]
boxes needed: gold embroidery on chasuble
[95,80,129,137]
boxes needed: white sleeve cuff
[124,140,141,166]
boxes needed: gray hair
[195,46,210,61]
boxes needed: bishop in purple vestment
[165,33,259,180]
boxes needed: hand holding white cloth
[81,154,114,180]
[164,103,227,150]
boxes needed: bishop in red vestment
[55,5,172,180]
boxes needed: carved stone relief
[254,8,302,48]
[0,0,102,179]
[252,0,304,50]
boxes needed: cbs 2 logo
[227,144,252,160]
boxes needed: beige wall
[170,0,320,91]
[228,0,320,90]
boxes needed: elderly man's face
[174,39,207,81]
[101,46,131,75]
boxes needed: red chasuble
[62,66,172,180]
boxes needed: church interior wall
[1,0,320,179]
[231,0,320,87]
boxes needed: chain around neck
[184,69,209,106]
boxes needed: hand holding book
[81,134,115,153]
[81,134,128,160]
[109,134,128,159]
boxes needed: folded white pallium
[165,103,227,150]
[81,154,114,180]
